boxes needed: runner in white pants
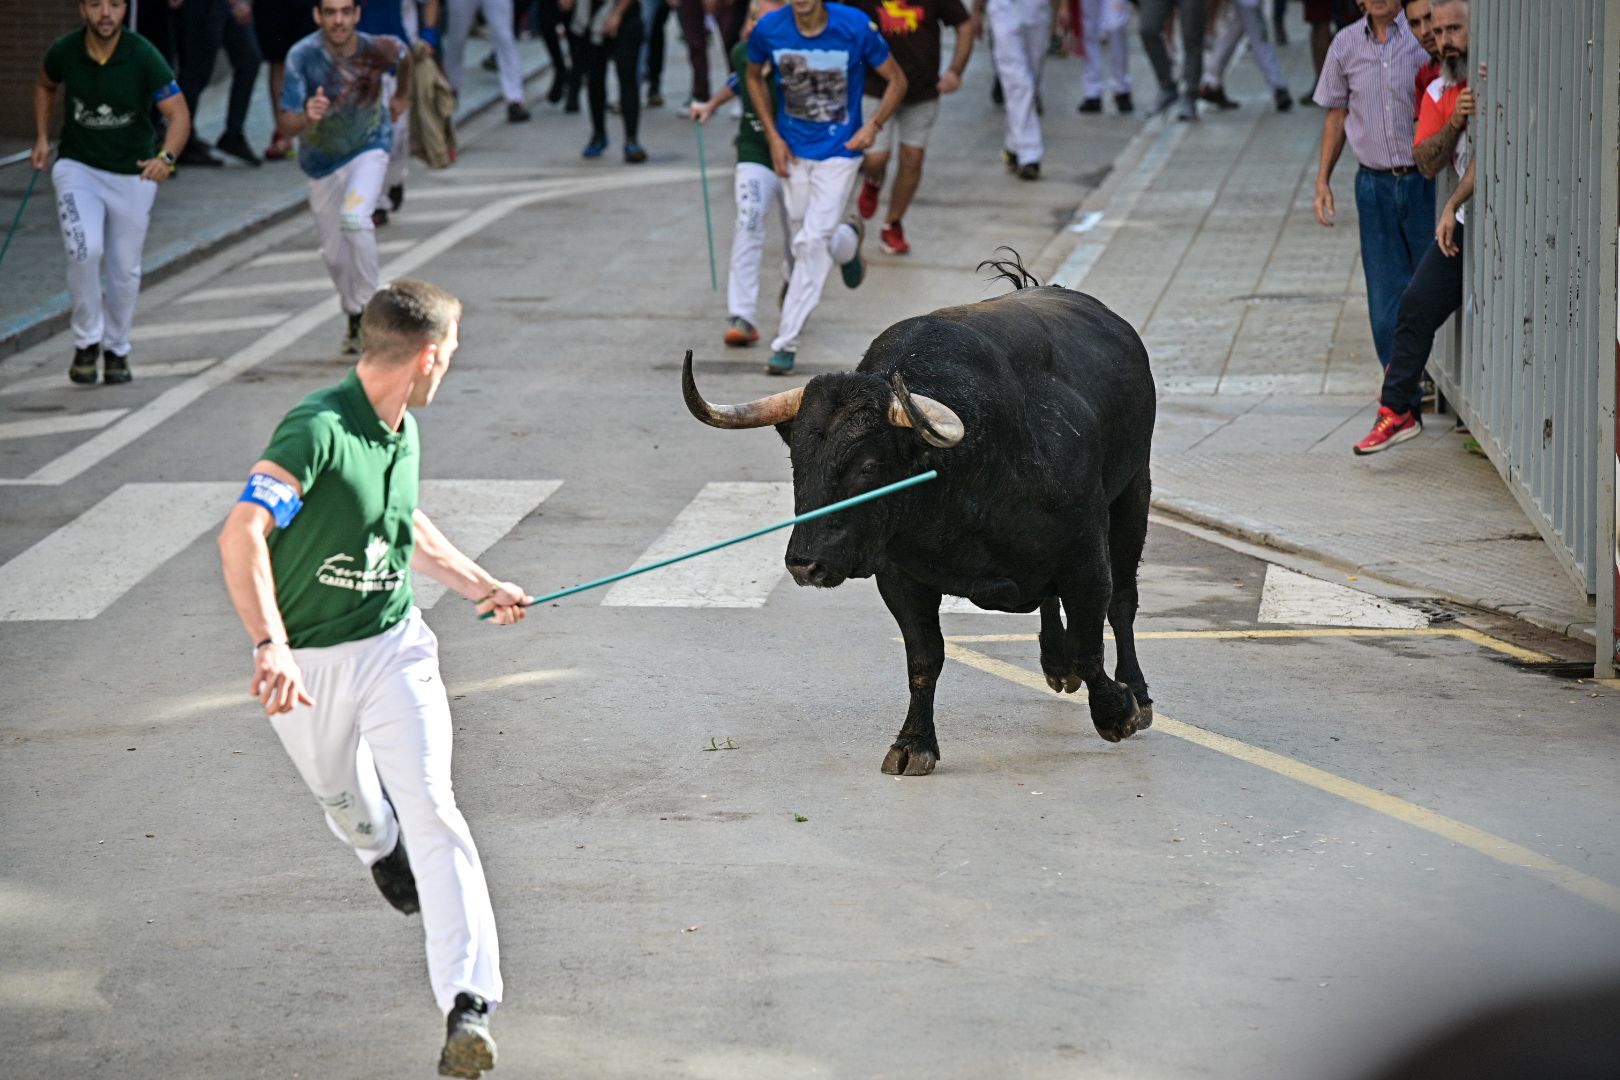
[978,0,1047,178]
[279,0,411,354]
[745,0,907,374]
[1199,0,1292,111]
[33,0,191,386]
[219,280,527,1080]
[443,0,529,116]
[1075,0,1131,113]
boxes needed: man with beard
[1354,0,1475,454]
[33,0,191,386]
[279,0,412,354]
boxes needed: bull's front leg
[876,570,945,776]
[1060,572,1145,745]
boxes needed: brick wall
[0,0,80,140]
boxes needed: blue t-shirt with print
[281,30,406,179]
[746,3,891,161]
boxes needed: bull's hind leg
[1039,598,1081,694]
[876,570,945,776]
[1106,467,1153,727]
[1058,525,1145,744]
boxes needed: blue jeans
[1354,168,1435,400]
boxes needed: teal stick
[479,469,937,618]
[694,120,718,291]
[0,168,42,270]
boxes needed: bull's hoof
[1090,690,1145,744]
[1042,667,1082,694]
[881,742,939,776]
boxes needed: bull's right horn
[888,372,966,449]
[682,350,804,429]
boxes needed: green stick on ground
[478,469,939,618]
[694,119,718,291]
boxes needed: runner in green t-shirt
[689,0,790,350]
[32,0,191,386]
[218,280,527,1080]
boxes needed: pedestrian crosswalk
[603,482,794,608]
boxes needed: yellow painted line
[939,627,1555,663]
[943,642,1620,917]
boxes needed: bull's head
[682,351,964,588]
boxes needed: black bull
[683,266,1156,776]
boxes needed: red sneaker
[879,221,910,255]
[723,316,759,347]
[857,176,881,220]
[1353,406,1421,455]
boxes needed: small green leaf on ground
[793,814,808,823]
[702,737,739,751]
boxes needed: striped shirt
[1313,15,1430,170]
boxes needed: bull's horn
[682,349,804,429]
[888,372,965,449]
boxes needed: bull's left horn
[682,349,804,429]
[888,372,965,449]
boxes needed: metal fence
[1429,0,1619,663]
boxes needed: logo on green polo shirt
[71,97,136,131]
[316,534,405,594]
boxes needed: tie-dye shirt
[281,30,407,179]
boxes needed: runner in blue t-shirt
[278,0,410,354]
[745,0,906,374]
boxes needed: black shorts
[254,0,313,63]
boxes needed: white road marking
[0,482,237,621]
[132,314,286,341]
[176,280,333,304]
[2,167,707,488]
[1050,118,1186,292]
[939,595,1020,615]
[0,970,107,1011]
[413,480,562,608]
[602,482,794,608]
[246,240,411,268]
[388,208,469,224]
[1257,565,1429,629]
[0,409,127,441]
[0,359,215,399]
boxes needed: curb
[0,48,552,361]
[1152,494,1598,645]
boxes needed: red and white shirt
[1416,75,1471,223]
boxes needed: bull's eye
[860,460,879,478]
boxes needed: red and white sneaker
[1353,406,1421,455]
[879,221,910,255]
[857,176,881,220]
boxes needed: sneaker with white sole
[438,993,496,1079]
[839,216,865,289]
[1353,406,1421,455]
[342,313,363,355]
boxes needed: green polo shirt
[261,370,420,649]
[43,29,177,176]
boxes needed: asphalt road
[2,59,1618,1080]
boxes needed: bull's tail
[976,247,1042,291]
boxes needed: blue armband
[419,25,440,49]
[239,473,303,529]
[153,80,181,103]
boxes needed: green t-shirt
[731,40,774,169]
[43,29,177,176]
[261,371,420,649]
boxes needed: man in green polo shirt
[218,279,527,1080]
[33,0,191,385]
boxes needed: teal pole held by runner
[693,119,718,291]
[0,168,42,270]
[478,469,938,618]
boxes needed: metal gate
[1428,0,1620,672]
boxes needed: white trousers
[1206,0,1286,91]
[269,609,502,1015]
[987,0,1047,166]
[727,161,790,326]
[308,148,388,316]
[1081,0,1131,97]
[774,154,861,354]
[52,159,158,356]
[444,0,524,102]
[384,73,410,196]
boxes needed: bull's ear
[774,420,794,446]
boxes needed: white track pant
[308,148,388,316]
[444,0,524,102]
[1081,0,1131,98]
[269,610,502,1015]
[773,154,861,354]
[727,161,789,327]
[1206,0,1286,91]
[987,0,1047,166]
[51,159,157,356]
